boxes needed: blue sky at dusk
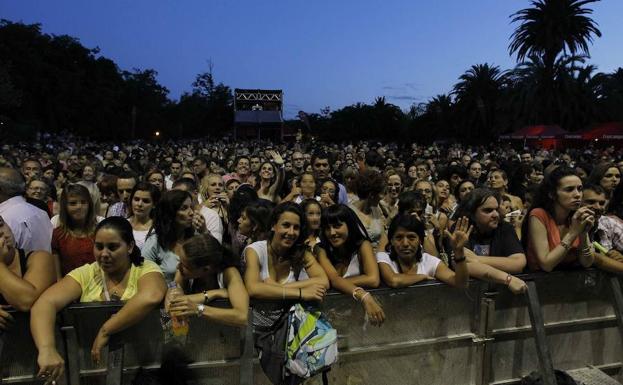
[2,0,622,118]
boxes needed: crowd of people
[1,132,623,383]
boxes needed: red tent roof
[500,125,568,139]
[581,122,623,140]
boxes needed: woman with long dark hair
[523,166,595,272]
[317,204,385,326]
[142,190,207,282]
[243,202,328,301]
[127,182,160,250]
[588,163,621,199]
[167,233,248,327]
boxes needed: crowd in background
[2,131,623,383]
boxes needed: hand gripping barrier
[2,269,623,384]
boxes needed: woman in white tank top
[243,203,329,302]
[316,204,385,326]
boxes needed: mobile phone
[505,210,522,218]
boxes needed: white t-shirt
[133,229,149,250]
[199,206,223,244]
[376,251,440,277]
[243,240,308,283]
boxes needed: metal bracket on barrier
[525,280,557,385]
[106,334,124,385]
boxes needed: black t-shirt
[466,222,524,257]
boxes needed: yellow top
[67,260,163,302]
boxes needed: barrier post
[106,334,124,385]
[0,330,5,360]
[525,280,556,385]
[608,276,623,335]
[239,308,254,385]
[61,310,81,385]
[477,292,496,385]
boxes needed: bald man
[0,167,52,253]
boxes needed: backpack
[254,308,291,385]
[285,304,338,381]
[254,304,338,385]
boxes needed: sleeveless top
[341,252,361,278]
[0,249,29,305]
[243,240,308,283]
[526,208,580,271]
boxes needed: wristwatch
[196,304,205,317]
[203,290,210,305]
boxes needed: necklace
[268,241,287,263]
[102,268,130,301]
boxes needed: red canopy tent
[499,125,568,149]
[579,122,623,141]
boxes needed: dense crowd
[1,132,623,383]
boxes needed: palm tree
[509,0,602,70]
[452,64,508,139]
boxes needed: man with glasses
[106,171,137,218]
[0,167,52,253]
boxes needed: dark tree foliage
[1,0,622,145]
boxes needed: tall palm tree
[453,64,508,139]
[509,0,602,71]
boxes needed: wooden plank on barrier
[525,280,557,385]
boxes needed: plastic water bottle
[166,282,189,337]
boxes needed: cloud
[387,95,420,101]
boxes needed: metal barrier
[2,269,623,385]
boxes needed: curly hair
[355,169,385,200]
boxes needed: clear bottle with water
[166,281,189,337]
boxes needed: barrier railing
[2,269,623,385]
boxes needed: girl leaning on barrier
[377,214,470,289]
[316,204,385,326]
[167,233,248,327]
[243,202,329,303]
[523,166,595,272]
[0,215,56,329]
[30,217,167,384]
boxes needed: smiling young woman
[243,202,329,302]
